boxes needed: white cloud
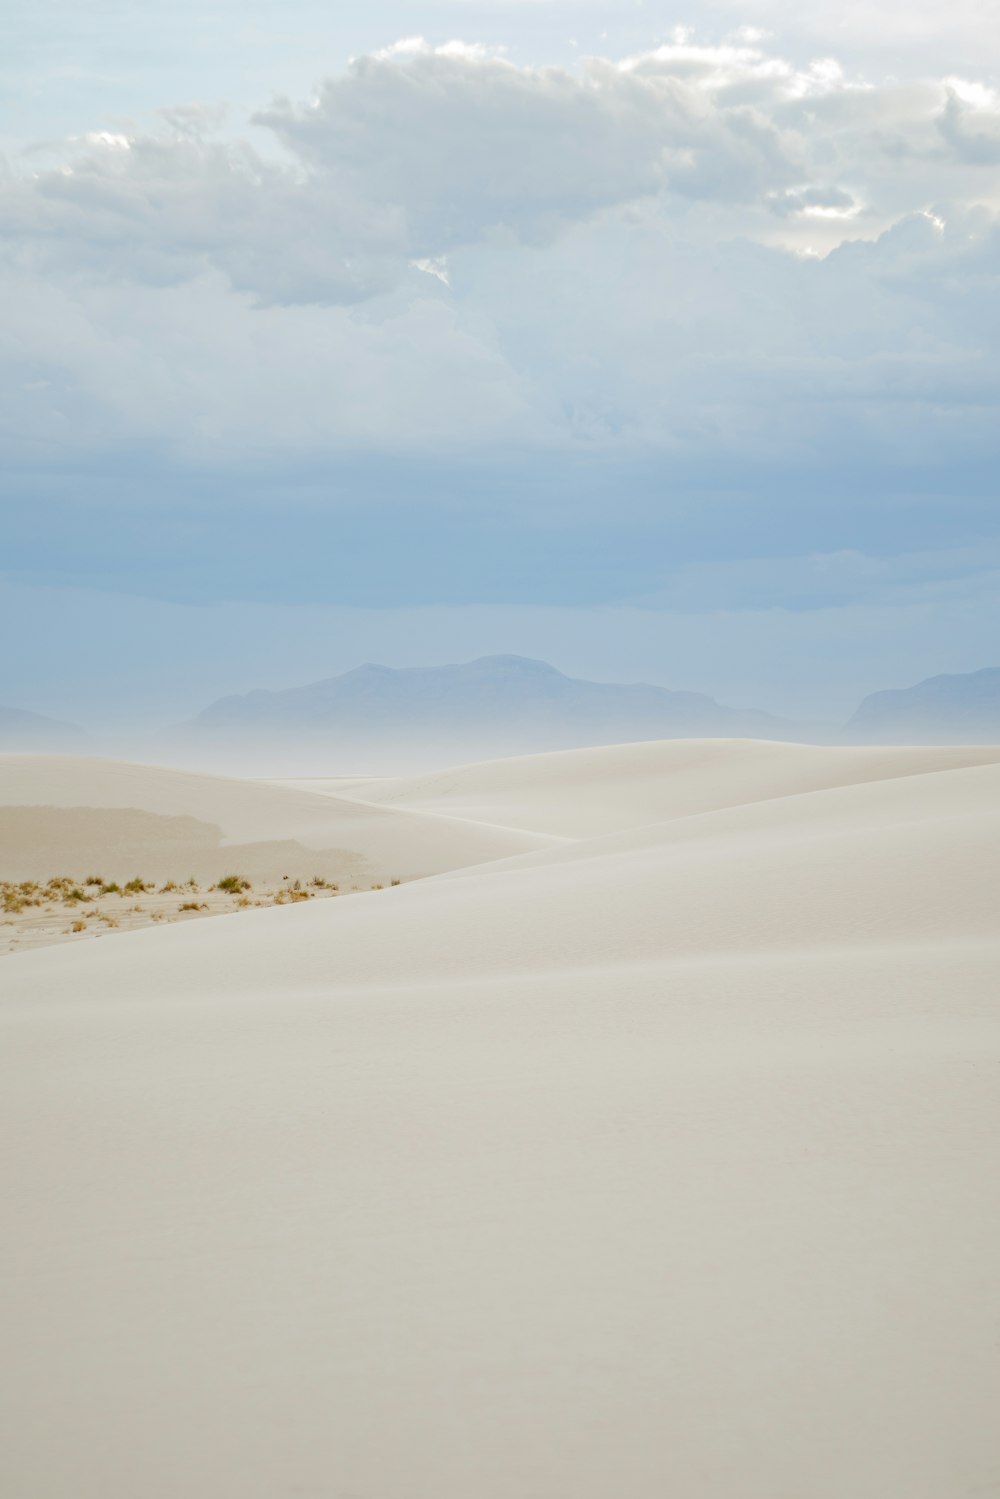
[80,132,131,151]
[0,34,998,468]
[944,78,999,111]
[938,88,1000,164]
[4,34,998,305]
[410,255,451,285]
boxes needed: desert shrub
[390,879,401,887]
[100,882,121,895]
[123,877,152,895]
[179,901,207,912]
[64,888,90,904]
[71,920,86,933]
[84,875,103,886]
[216,874,251,894]
[159,881,179,893]
[3,881,46,910]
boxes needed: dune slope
[312,736,1000,837]
[2,741,998,1499]
[0,754,548,885]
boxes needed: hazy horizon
[4,587,999,734]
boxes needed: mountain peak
[846,665,1000,743]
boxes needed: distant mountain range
[845,667,1000,744]
[12,660,996,772]
[185,654,808,764]
[0,705,84,751]
[185,656,1000,763]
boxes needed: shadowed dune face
[1,806,226,879]
[2,739,999,1499]
[0,754,550,884]
[0,803,401,889]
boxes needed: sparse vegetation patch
[2,868,404,956]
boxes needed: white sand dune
[0,753,547,884]
[304,736,1000,836]
[2,740,999,1498]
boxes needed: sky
[2,0,999,728]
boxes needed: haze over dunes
[3,737,999,1496]
[12,660,1000,775]
[183,654,806,769]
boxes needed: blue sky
[2,0,999,726]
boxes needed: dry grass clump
[215,874,251,893]
[2,885,28,915]
[39,877,92,905]
[273,887,313,905]
[3,880,46,913]
[179,901,208,912]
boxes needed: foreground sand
[2,739,1000,1497]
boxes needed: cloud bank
[2,33,998,464]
